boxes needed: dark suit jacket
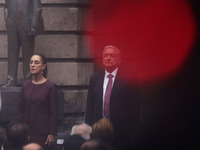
[4,0,42,31]
[85,69,140,143]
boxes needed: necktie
[104,74,113,118]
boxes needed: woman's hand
[45,134,55,146]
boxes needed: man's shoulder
[88,72,104,87]
[90,71,104,80]
[92,71,104,77]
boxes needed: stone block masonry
[0,0,93,133]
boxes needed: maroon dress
[18,80,57,149]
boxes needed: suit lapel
[111,73,120,97]
[99,72,104,103]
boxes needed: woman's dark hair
[33,53,48,78]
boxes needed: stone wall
[0,0,93,133]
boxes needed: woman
[17,54,57,150]
[91,118,114,144]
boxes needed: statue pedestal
[0,87,21,122]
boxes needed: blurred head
[6,122,29,147]
[23,143,43,150]
[71,123,92,140]
[91,118,113,141]
[30,53,47,78]
[80,139,115,150]
[63,134,85,150]
[102,45,121,73]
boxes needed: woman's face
[30,55,46,76]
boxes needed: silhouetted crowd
[0,119,117,150]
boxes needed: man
[2,0,43,87]
[70,123,92,140]
[6,122,29,150]
[23,143,43,150]
[85,45,140,150]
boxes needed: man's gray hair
[103,45,121,53]
[71,123,92,140]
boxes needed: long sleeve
[48,83,58,135]
[17,86,25,122]
[85,76,94,126]
[130,84,140,137]
[85,73,104,126]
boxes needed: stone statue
[2,0,43,87]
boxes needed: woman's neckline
[31,79,47,85]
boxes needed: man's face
[102,47,121,72]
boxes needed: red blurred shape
[83,0,196,84]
